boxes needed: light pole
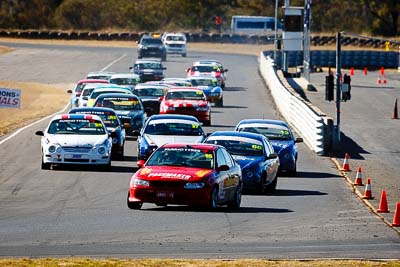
[303,0,311,81]
[274,0,279,64]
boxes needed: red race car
[159,88,211,126]
[127,143,243,210]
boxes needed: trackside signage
[0,88,21,109]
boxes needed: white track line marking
[0,103,70,146]
[100,54,127,71]
[0,54,127,146]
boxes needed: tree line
[0,0,398,36]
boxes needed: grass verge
[0,81,71,136]
[0,259,399,267]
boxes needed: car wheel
[203,118,211,126]
[228,185,242,209]
[287,160,297,177]
[265,175,278,194]
[209,187,219,210]
[215,98,223,107]
[41,159,50,170]
[127,192,143,210]
[221,82,225,89]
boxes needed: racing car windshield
[47,119,106,135]
[165,91,205,101]
[191,79,217,87]
[96,98,143,111]
[134,87,166,97]
[109,78,139,85]
[166,36,185,41]
[192,65,218,72]
[135,63,163,70]
[141,38,163,45]
[239,126,291,141]
[206,137,264,157]
[146,147,214,169]
[145,122,203,136]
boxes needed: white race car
[35,114,113,170]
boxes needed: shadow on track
[223,86,247,92]
[141,205,293,213]
[282,171,341,179]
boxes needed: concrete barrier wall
[259,52,329,155]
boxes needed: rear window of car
[133,87,166,97]
[70,111,119,128]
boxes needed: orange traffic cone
[353,166,363,186]
[380,67,387,83]
[392,202,400,227]
[363,67,368,75]
[362,178,373,199]
[377,190,389,213]
[392,98,398,119]
[341,153,351,171]
[350,67,354,76]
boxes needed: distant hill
[0,0,398,36]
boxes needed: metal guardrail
[259,53,328,155]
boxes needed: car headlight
[98,146,106,155]
[196,106,208,111]
[140,45,147,50]
[184,182,205,189]
[132,178,150,187]
[48,145,62,153]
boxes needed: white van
[230,16,281,34]
[162,32,187,57]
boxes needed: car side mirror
[186,68,190,72]
[67,90,72,94]
[163,67,167,70]
[267,153,278,159]
[224,69,228,72]
[35,130,44,136]
[129,67,133,70]
[158,96,164,101]
[109,131,118,138]
[137,160,145,168]
[295,137,303,143]
[218,165,230,171]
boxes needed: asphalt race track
[0,42,399,259]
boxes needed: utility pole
[274,0,279,65]
[303,0,311,81]
[335,32,342,144]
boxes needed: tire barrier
[259,53,330,155]
[0,30,392,47]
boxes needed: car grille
[147,47,160,52]
[64,158,90,163]
[150,181,184,188]
[169,44,183,48]
[63,147,92,153]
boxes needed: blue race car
[135,114,207,161]
[188,76,223,107]
[93,93,146,136]
[235,119,303,176]
[204,131,279,193]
